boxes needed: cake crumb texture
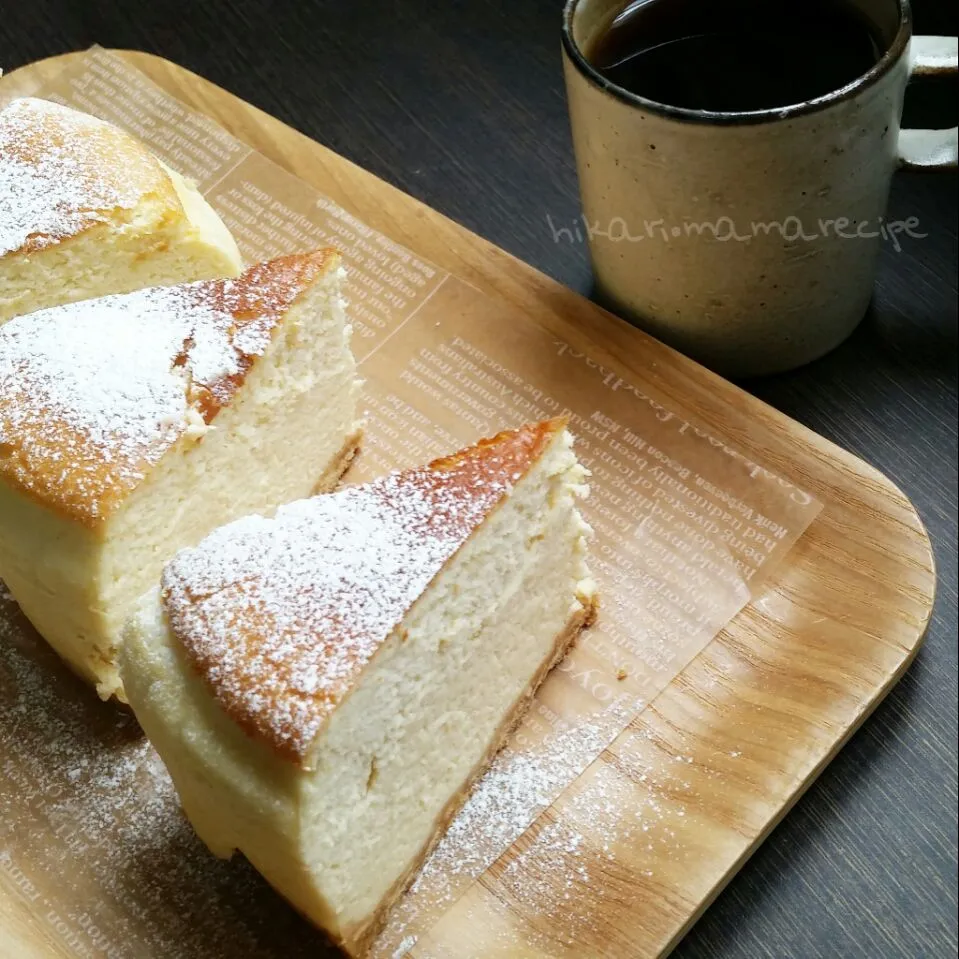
[163,419,564,765]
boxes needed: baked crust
[0,97,183,259]
[311,429,364,497]
[162,418,568,766]
[0,250,340,527]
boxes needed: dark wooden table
[2,2,956,956]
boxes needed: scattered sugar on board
[377,702,731,956]
[0,97,148,257]
[373,697,636,954]
[427,747,701,956]
[0,589,326,958]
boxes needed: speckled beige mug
[562,0,958,376]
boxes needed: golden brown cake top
[0,97,179,258]
[162,418,566,768]
[0,250,339,527]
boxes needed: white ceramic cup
[562,0,958,377]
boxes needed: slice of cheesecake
[0,97,242,324]
[0,250,361,700]
[120,418,597,954]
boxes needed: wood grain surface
[0,3,956,956]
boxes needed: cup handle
[898,36,958,170]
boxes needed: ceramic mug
[561,0,958,377]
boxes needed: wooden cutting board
[0,51,935,958]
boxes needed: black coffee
[588,0,885,112]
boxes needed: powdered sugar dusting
[0,257,320,525]
[0,288,223,518]
[163,422,559,765]
[0,98,154,257]
[0,589,325,958]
